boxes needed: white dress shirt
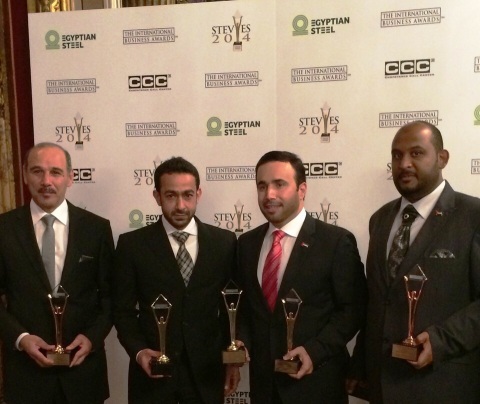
[162,216,199,264]
[257,208,307,288]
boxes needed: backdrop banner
[29,1,480,403]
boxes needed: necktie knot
[272,230,285,244]
[42,214,56,227]
[172,231,189,245]
[402,205,418,225]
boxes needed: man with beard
[0,143,114,403]
[348,121,480,403]
[236,150,367,404]
[113,156,239,404]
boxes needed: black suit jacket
[0,202,114,404]
[353,182,480,403]
[237,214,367,404]
[113,216,236,404]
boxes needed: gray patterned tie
[387,205,418,280]
[172,231,194,286]
[41,214,56,290]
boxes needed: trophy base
[149,358,173,377]
[46,350,71,366]
[222,348,246,364]
[274,358,301,374]
[392,342,422,361]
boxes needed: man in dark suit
[348,121,480,403]
[113,157,239,404]
[0,142,114,404]
[236,151,367,404]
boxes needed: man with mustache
[236,151,367,403]
[0,143,114,403]
[348,121,480,403]
[113,156,239,404]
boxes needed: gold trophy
[150,294,173,376]
[275,289,302,374]
[46,285,71,365]
[392,265,428,361]
[222,280,246,364]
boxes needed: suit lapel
[145,218,186,287]
[189,218,208,287]
[277,215,315,302]
[246,224,270,311]
[14,206,52,291]
[379,200,401,286]
[61,203,81,287]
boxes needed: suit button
[182,321,189,327]
[384,300,391,305]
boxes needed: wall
[28,1,480,402]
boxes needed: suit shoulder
[310,216,355,240]
[70,205,111,229]
[454,191,480,210]
[238,223,267,244]
[201,222,236,242]
[370,199,397,221]
[0,206,22,222]
[117,221,159,242]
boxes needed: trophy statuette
[150,294,174,376]
[274,289,302,374]
[222,280,246,364]
[46,285,71,366]
[392,265,428,361]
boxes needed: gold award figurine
[274,289,302,374]
[222,280,246,364]
[392,264,428,361]
[46,285,71,366]
[150,294,174,376]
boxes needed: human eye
[391,151,401,160]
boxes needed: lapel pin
[434,210,443,216]
[301,242,309,248]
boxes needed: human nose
[265,185,276,200]
[398,154,412,169]
[175,196,186,210]
[41,172,52,185]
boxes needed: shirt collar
[266,208,306,239]
[399,180,446,219]
[162,215,198,236]
[30,199,69,226]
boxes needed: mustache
[396,169,416,176]
[39,187,56,194]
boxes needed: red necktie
[262,230,285,311]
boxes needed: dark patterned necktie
[262,230,286,311]
[172,231,194,286]
[387,205,419,280]
[41,214,56,290]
